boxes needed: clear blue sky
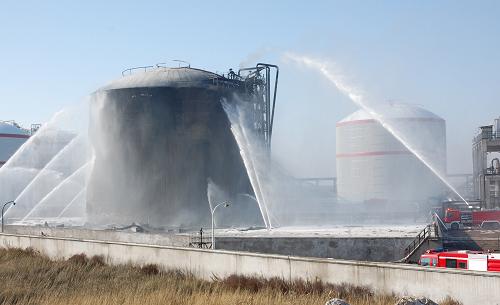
[1,0,499,175]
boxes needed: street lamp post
[211,201,230,250]
[2,201,16,233]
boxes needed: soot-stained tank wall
[87,68,259,228]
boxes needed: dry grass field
[0,248,460,305]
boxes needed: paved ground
[444,228,500,251]
[217,224,427,238]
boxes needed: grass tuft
[140,263,160,275]
[68,253,88,265]
[439,297,463,305]
[89,255,106,267]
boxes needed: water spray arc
[223,101,272,228]
[284,53,469,206]
[1,101,90,221]
[57,187,86,218]
[5,134,81,216]
[237,110,275,228]
[21,161,91,221]
[0,110,65,176]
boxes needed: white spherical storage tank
[0,121,30,167]
[336,104,446,205]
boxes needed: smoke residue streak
[283,52,469,205]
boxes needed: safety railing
[121,60,193,76]
[188,228,212,249]
[474,131,500,143]
[403,223,438,259]
[484,168,500,175]
[122,65,155,76]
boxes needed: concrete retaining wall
[0,233,498,305]
[5,226,414,262]
[217,236,414,261]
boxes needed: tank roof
[0,121,29,135]
[339,103,444,123]
[100,67,231,91]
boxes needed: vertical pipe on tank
[265,67,271,148]
[493,158,500,203]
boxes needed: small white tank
[0,121,30,167]
[336,104,447,204]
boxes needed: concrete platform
[214,225,424,261]
[4,224,424,262]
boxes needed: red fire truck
[419,249,500,272]
[442,208,500,230]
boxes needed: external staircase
[399,223,441,263]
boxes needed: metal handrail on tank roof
[209,76,241,89]
[121,65,155,76]
[172,59,190,68]
[0,120,32,135]
[122,63,227,81]
[156,60,191,69]
[0,120,20,127]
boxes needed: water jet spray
[284,53,470,206]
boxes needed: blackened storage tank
[88,66,263,228]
